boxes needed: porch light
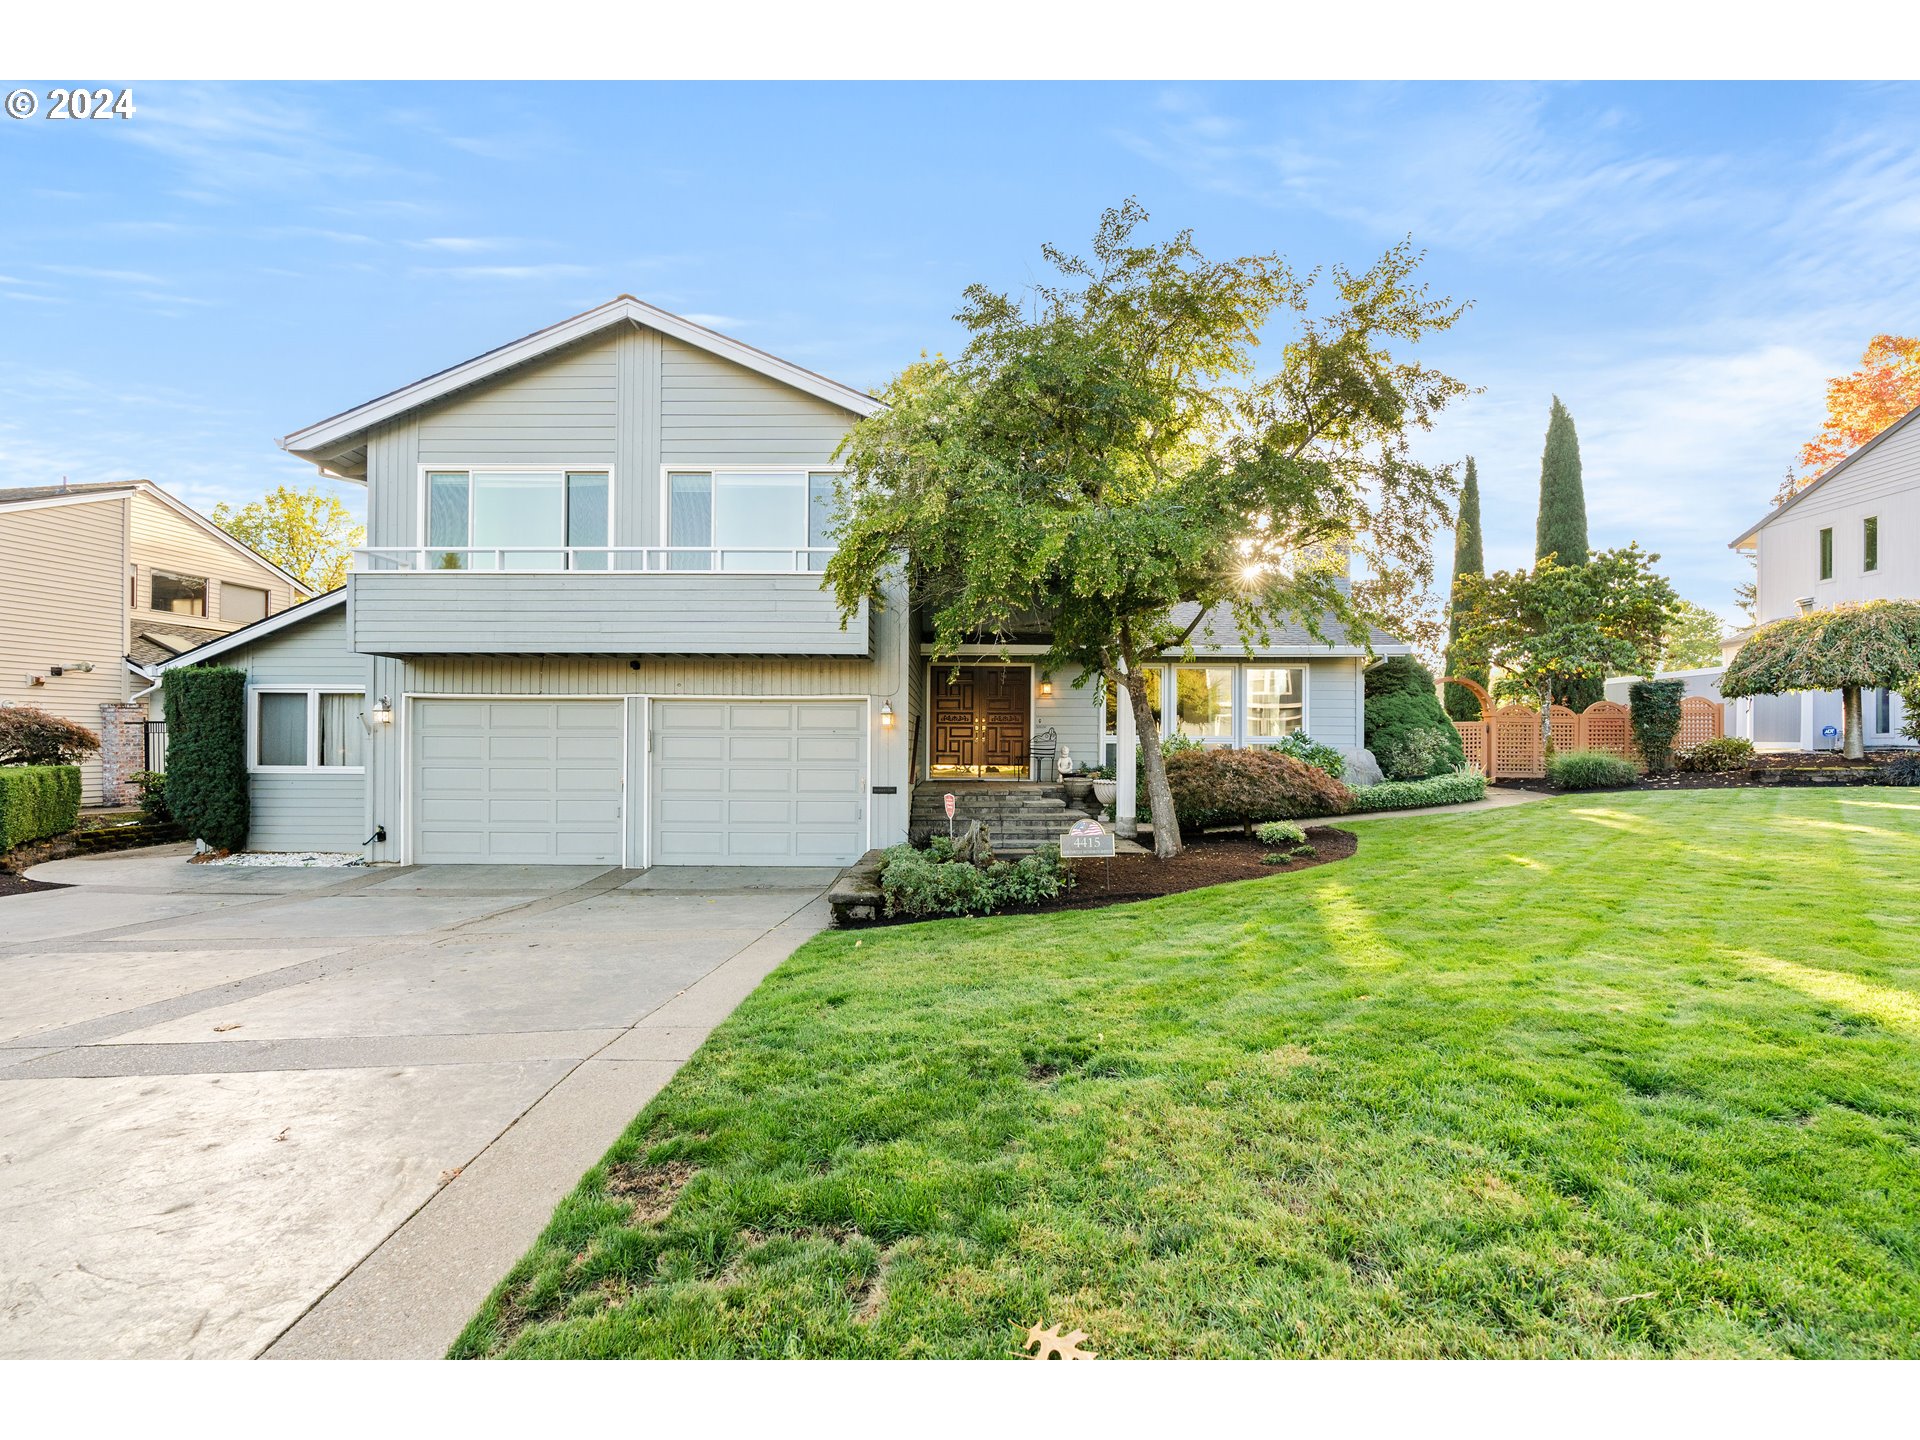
[880,702,895,729]
[1039,678,1054,698]
[371,696,394,725]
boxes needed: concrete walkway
[1335,786,1550,821]
[0,845,834,1360]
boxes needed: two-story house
[1727,401,1920,750]
[155,297,1410,866]
[0,479,310,802]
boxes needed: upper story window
[223,583,269,624]
[426,469,609,570]
[151,571,207,616]
[1819,527,1834,581]
[667,468,839,571]
[1864,516,1879,573]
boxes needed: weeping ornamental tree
[825,201,1472,858]
[1442,455,1487,720]
[1722,600,1920,760]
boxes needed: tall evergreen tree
[1534,396,1600,707]
[1442,456,1488,719]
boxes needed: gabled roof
[1729,399,1920,549]
[0,478,314,597]
[280,296,884,479]
[154,588,346,673]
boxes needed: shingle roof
[129,623,230,668]
[1166,602,1409,656]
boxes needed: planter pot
[1091,778,1118,809]
[1063,775,1095,802]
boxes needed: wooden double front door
[930,665,1032,778]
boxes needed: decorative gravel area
[194,851,367,868]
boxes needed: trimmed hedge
[1628,678,1685,771]
[0,764,82,851]
[165,667,250,852]
[1547,751,1639,790]
[1365,657,1466,780]
[1347,769,1487,813]
[1165,746,1353,831]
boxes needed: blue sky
[4,80,1918,620]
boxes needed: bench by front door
[930,665,1031,778]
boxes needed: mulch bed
[0,872,67,897]
[863,826,1357,927]
[1495,751,1913,794]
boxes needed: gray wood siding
[0,496,130,802]
[349,572,870,657]
[1309,657,1362,749]
[413,334,620,469]
[658,337,851,466]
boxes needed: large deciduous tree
[1533,396,1601,709]
[825,201,1472,858]
[212,484,364,594]
[1660,600,1728,670]
[1721,600,1920,759]
[1442,455,1487,719]
[1455,546,1679,754]
[1782,335,1920,501]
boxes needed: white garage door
[413,700,623,864]
[651,700,866,866]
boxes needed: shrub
[1880,753,1920,787]
[1364,658,1465,780]
[879,842,1073,918]
[131,769,171,824]
[1547,751,1639,790]
[1164,746,1352,831]
[0,706,100,766]
[1253,819,1307,847]
[0,764,82,851]
[164,667,249,851]
[1628,678,1685,771]
[1676,736,1755,773]
[1346,769,1487,812]
[1899,673,1920,745]
[1270,732,1345,779]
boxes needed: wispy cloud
[418,263,594,280]
[408,236,519,252]
[679,312,747,330]
[38,264,168,285]
[118,84,398,198]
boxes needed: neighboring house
[156,297,1410,867]
[1727,401,1920,750]
[0,480,311,802]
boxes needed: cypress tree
[1535,397,1601,708]
[1442,456,1488,720]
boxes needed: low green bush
[1252,819,1307,847]
[1270,732,1345,779]
[0,764,82,851]
[1677,736,1755,773]
[1165,745,1352,831]
[131,770,171,824]
[879,842,1074,919]
[1547,751,1640,790]
[1346,769,1487,812]
[1881,753,1920,787]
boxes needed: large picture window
[151,571,207,616]
[426,469,610,569]
[1245,666,1308,739]
[1173,666,1236,741]
[251,689,366,772]
[666,469,840,571]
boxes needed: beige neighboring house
[0,479,312,803]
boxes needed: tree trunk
[1843,685,1865,760]
[1539,680,1554,759]
[1128,676,1183,858]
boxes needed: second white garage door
[650,700,866,866]
[413,699,624,864]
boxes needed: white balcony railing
[354,546,835,575]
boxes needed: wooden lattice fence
[1450,695,1724,779]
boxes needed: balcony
[347,547,869,659]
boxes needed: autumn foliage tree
[1782,335,1920,501]
[212,484,365,593]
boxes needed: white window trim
[1101,662,1313,748]
[658,463,845,555]
[249,686,368,774]
[1240,663,1312,746]
[414,464,617,557]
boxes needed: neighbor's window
[223,583,268,624]
[1245,666,1308,739]
[1173,666,1235,740]
[1864,516,1879,573]
[666,469,841,571]
[252,689,366,772]
[151,571,207,616]
[425,470,610,570]
[1819,527,1834,580]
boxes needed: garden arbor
[1722,600,1920,759]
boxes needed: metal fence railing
[145,720,168,774]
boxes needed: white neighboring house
[1725,400,1920,751]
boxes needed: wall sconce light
[1039,678,1054,698]
[371,696,395,725]
[880,701,895,729]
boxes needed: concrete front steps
[909,781,1100,855]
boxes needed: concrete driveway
[0,845,835,1359]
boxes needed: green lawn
[453,789,1920,1358]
